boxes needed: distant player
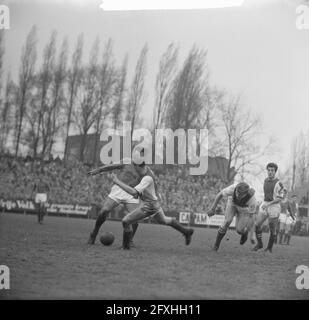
[253,163,284,253]
[284,194,298,245]
[207,182,258,251]
[109,162,194,250]
[278,189,295,244]
[87,158,141,245]
[31,174,50,224]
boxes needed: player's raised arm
[207,190,224,216]
[87,163,124,176]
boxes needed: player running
[109,162,194,250]
[31,174,50,224]
[207,182,258,251]
[253,162,284,253]
[87,158,141,245]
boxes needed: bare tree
[0,30,4,107]
[153,43,178,129]
[14,25,37,156]
[33,30,57,158]
[165,46,209,130]
[294,131,309,189]
[217,94,277,182]
[64,33,84,159]
[126,43,148,135]
[74,38,100,162]
[0,73,14,152]
[92,38,118,164]
[111,54,128,130]
[47,37,68,156]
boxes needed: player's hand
[207,208,216,217]
[109,172,118,183]
[87,169,97,176]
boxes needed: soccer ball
[100,232,115,246]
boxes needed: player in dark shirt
[253,163,284,252]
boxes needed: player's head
[266,162,278,179]
[291,194,297,202]
[133,161,147,176]
[235,182,250,200]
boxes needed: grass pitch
[0,212,308,299]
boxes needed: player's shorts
[261,201,280,218]
[279,213,287,223]
[285,216,294,225]
[108,185,139,204]
[35,193,47,203]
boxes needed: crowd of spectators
[0,155,225,212]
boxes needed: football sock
[92,212,107,237]
[122,229,132,249]
[279,231,283,244]
[214,227,226,249]
[255,226,263,247]
[131,223,138,239]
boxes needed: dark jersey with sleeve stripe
[263,178,284,201]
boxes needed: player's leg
[248,215,256,244]
[235,211,251,245]
[264,217,278,252]
[274,218,280,244]
[124,202,140,244]
[213,199,235,251]
[252,208,268,251]
[39,202,45,223]
[88,197,119,244]
[153,209,194,245]
[285,220,293,245]
[122,206,149,249]
[278,221,285,244]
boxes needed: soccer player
[109,163,194,250]
[207,182,258,251]
[87,158,141,245]
[31,173,50,224]
[252,162,284,253]
[284,194,298,245]
[278,189,295,244]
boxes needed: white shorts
[285,216,294,225]
[35,193,47,203]
[108,185,139,204]
[279,213,287,223]
[261,201,281,218]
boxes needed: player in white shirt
[207,182,258,251]
[110,162,194,250]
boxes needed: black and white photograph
[0,0,309,303]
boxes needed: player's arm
[287,202,296,221]
[207,191,224,217]
[87,163,124,176]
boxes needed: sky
[2,0,309,194]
